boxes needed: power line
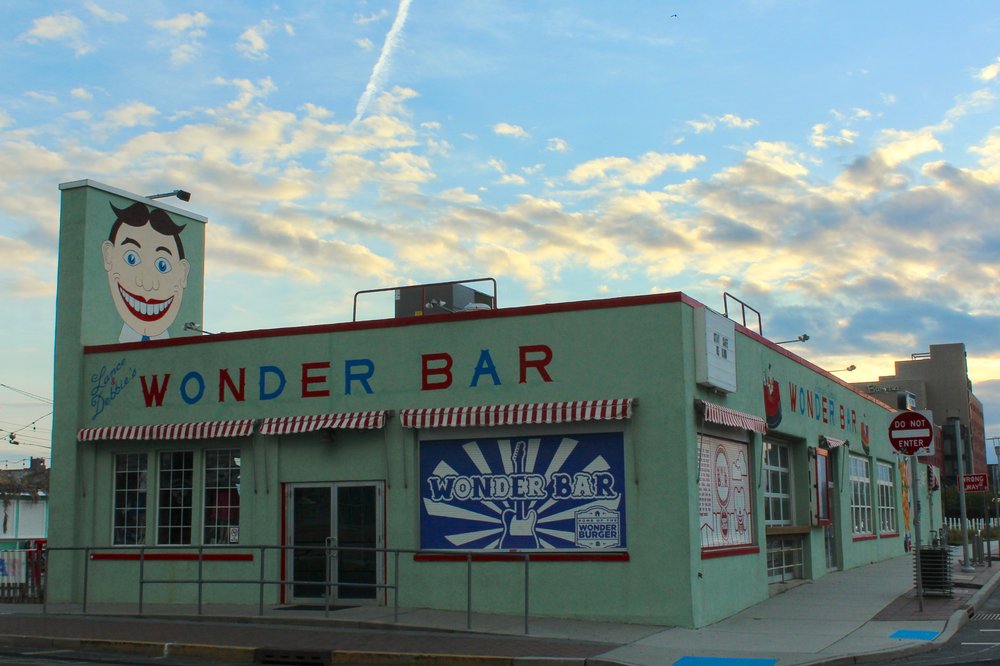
[0,384,52,404]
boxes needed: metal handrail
[41,543,537,634]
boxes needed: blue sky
[2,1,1000,465]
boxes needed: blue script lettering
[90,358,137,421]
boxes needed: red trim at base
[852,535,877,542]
[414,552,629,563]
[90,552,253,562]
[879,532,900,539]
[701,546,760,560]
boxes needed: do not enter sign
[888,411,934,455]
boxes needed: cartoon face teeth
[118,283,174,322]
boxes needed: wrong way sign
[963,473,989,493]
[888,411,934,456]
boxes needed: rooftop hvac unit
[395,282,494,317]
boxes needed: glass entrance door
[288,482,383,604]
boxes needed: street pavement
[0,547,997,666]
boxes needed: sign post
[889,410,935,612]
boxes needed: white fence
[945,517,993,532]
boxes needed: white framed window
[204,449,241,544]
[113,453,148,545]
[876,461,897,534]
[850,455,873,536]
[763,441,793,526]
[157,451,194,545]
[698,434,754,550]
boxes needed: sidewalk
[0,549,996,666]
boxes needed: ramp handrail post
[523,553,529,635]
[138,547,145,615]
[393,550,400,623]
[258,546,266,616]
[466,552,472,630]
[197,545,204,615]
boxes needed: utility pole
[955,418,975,573]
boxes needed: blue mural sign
[420,432,626,551]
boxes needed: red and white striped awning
[821,435,848,449]
[259,411,387,435]
[697,401,768,434]
[400,399,634,429]
[78,419,254,442]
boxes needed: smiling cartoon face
[102,203,190,340]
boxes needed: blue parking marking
[890,629,939,641]
[673,658,778,666]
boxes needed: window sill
[879,532,900,539]
[701,546,759,560]
[852,534,877,542]
[765,525,811,536]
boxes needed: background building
[856,343,985,487]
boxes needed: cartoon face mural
[102,202,190,342]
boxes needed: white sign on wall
[695,308,737,393]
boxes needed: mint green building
[48,180,942,628]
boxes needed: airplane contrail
[352,0,413,126]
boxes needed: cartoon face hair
[108,202,187,260]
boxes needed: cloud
[687,113,759,133]
[236,21,275,60]
[811,123,858,148]
[70,87,93,100]
[566,151,705,186]
[0,111,12,130]
[493,122,530,139]
[976,57,1000,82]
[25,91,58,104]
[357,37,375,51]
[153,11,210,64]
[439,187,480,204]
[500,174,527,185]
[85,2,126,23]
[547,137,569,153]
[356,9,390,25]
[353,0,413,125]
[718,114,759,130]
[103,102,159,128]
[18,13,92,56]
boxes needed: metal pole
[912,458,923,611]
[82,547,90,614]
[523,554,529,635]
[258,546,265,616]
[197,545,204,615]
[955,418,975,572]
[466,552,472,630]
[987,488,992,568]
[393,550,400,624]
[138,547,145,615]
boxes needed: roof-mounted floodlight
[146,189,191,202]
[776,334,810,345]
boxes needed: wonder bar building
[48,180,942,628]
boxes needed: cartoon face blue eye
[123,250,141,267]
[155,257,172,274]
